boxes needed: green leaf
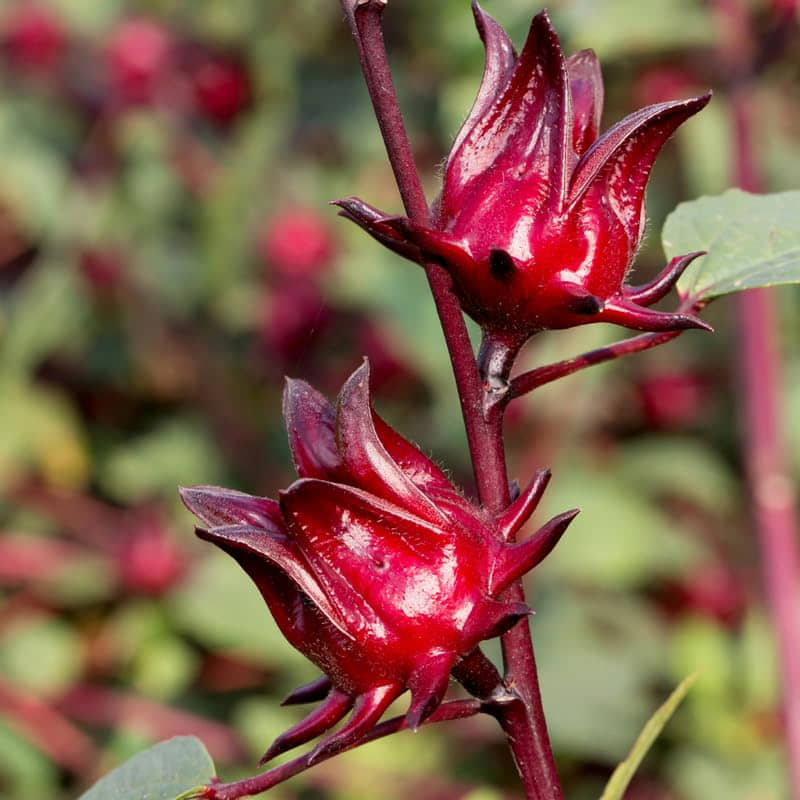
[169,551,318,678]
[556,0,715,58]
[617,437,740,516]
[0,260,89,373]
[0,377,90,490]
[77,736,215,800]
[99,418,223,503]
[538,465,704,588]
[664,189,800,302]
[0,617,83,695]
[532,593,671,762]
[599,673,698,800]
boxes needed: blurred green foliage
[0,0,797,798]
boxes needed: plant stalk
[341,3,562,797]
[730,87,800,799]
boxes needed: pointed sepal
[282,378,342,480]
[567,49,603,155]
[336,361,446,524]
[281,676,333,706]
[179,485,282,531]
[496,468,551,541]
[598,299,713,333]
[568,94,711,244]
[448,1,517,162]
[405,651,456,731]
[442,10,574,230]
[332,196,422,264]
[259,689,353,764]
[466,599,532,642]
[307,683,401,765]
[195,523,354,637]
[625,251,705,306]
[490,508,579,596]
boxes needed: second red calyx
[181,361,576,763]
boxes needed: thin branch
[194,699,482,800]
[508,328,686,402]
[497,581,563,800]
[452,647,511,703]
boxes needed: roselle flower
[181,361,576,763]
[335,4,711,344]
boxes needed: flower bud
[335,3,710,344]
[181,361,576,762]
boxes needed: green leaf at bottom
[599,673,697,800]
[78,736,215,800]
[663,189,800,302]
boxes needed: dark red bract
[335,3,710,345]
[181,361,576,763]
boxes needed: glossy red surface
[180,361,576,761]
[335,3,710,342]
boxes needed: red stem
[349,1,507,504]
[198,700,481,800]
[341,4,560,798]
[508,328,687,401]
[482,401,563,800]
[730,88,800,798]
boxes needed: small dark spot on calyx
[489,249,516,282]
[569,293,603,315]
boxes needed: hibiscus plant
[78,2,800,799]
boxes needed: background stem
[730,88,800,798]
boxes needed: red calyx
[180,361,576,762]
[258,207,336,280]
[334,3,711,345]
[105,19,172,106]
[3,5,66,71]
[191,52,251,125]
